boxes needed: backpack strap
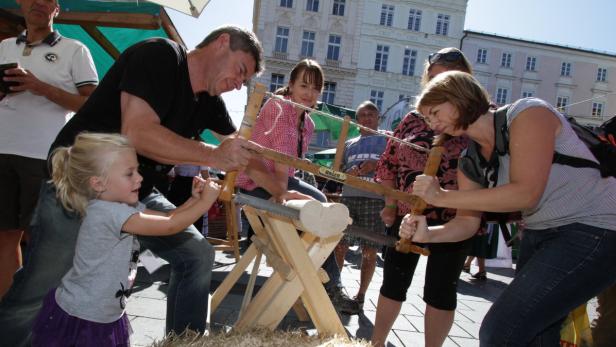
[552,152,601,170]
[493,105,510,156]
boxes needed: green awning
[0,0,179,77]
[310,102,359,140]
[54,24,167,77]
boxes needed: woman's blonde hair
[50,133,134,216]
[420,47,473,86]
[415,70,491,130]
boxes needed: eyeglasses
[428,51,463,66]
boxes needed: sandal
[462,265,471,273]
[471,271,487,281]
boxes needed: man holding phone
[0,0,98,298]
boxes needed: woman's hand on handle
[399,213,429,243]
[412,174,443,205]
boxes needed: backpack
[461,104,616,183]
[459,105,616,236]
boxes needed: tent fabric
[0,0,170,77]
[55,24,168,77]
[310,102,359,140]
[146,0,212,18]
[0,0,161,14]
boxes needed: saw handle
[395,144,445,256]
[219,83,266,201]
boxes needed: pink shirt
[236,96,314,191]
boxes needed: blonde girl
[31,133,219,346]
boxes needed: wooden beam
[81,25,120,60]
[253,146,420,205]
[3,9,160,30]
[332,115,350,171]
[159,8,186,47]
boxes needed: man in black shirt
[0,25,263,344]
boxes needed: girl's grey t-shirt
[496,98,616,231]
[56,199,145,323]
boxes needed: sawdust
[149,328,371,347]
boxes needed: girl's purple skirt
[32,289,132,347]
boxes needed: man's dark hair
[196,25,264,74]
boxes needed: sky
[167,0,616,127]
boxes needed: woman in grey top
[402,71,616,346]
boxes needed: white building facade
[252,1,615,131]
[252,0,362,108]
[353,0,467,111]
[461,31,616,126]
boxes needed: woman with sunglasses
[371,47,476,347]
[404,71,616,345]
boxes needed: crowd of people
[0,0,614,346]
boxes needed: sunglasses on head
[428,51,463,66]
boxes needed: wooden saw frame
[208,82,444,334]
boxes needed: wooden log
[284,200,350,238]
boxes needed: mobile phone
[0,63,19,94]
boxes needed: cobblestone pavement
[126,247,531,346]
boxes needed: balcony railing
[272,51,288,60]
[325,59,340,67]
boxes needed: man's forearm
[125,124,215,166]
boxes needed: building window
[322,81,336,104]
[300,31,315,57]
[402,48,417,76]
[522,91,534,98]
[561,62,571,77]
[525,56,536,71]
[370,90,384,111]
[306,0,319,12]
[270,73,285,92]
[592,102,604,117]
[597,68,607,82]
[501,52,512,68]
[380,4,394,26]
[407,9,421,31]
[327,34,341,61]
[332,0,345,16]
[374,45,389,72]
[435,14,450,36]
[496,88,508,104]
[274,26,289,53]
[556,96,569,114]
[476,48,487,64]
[280,0,293,8]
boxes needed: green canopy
[310,102,359,140]
[200,130,220,145]
[54,24,167,77]
[0,0,182,77]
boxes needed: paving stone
[129,316,166,347]
[127,248,514,346]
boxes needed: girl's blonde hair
[50,133,134,216]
